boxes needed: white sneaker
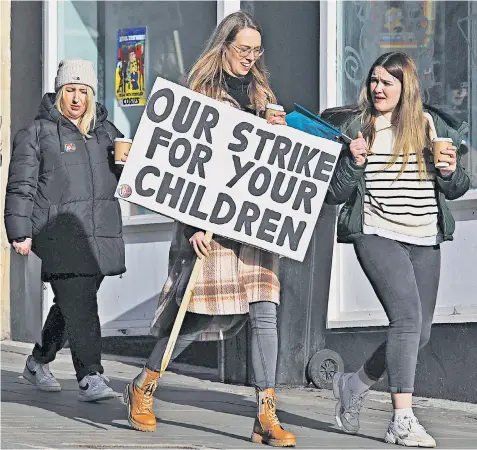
[22,355,61,392]
[385,414,436,447]
[78,372,116,402]
[333,372,368,434]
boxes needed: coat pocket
[44,204,59,239]
[47,204,58,227]
[93,199,123,237]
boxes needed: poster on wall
[379,0,435,49]
[116,27,147,107]
[115,77,342,261]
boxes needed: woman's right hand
[13,239,32,256]
[189,231,211,259]
[349,131,368,166]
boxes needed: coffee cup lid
[114,138,133,143]
[432,138,453,143]
[266,103,284,112]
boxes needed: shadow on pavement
[1,368,384,445]
[154,382,385,443]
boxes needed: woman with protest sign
[324,52,469,447]
[124,11,296,447]
[4,59,126,402]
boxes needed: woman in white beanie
[5,58,127,401]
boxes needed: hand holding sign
[116,77,342,261]
[190,231,211,259]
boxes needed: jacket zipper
[358,177,365,232]
[83,134,96,236]
[437,190,447,238]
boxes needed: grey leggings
[354,234,440,394]
[147,301,278,390]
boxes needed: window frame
[321,0,477,329]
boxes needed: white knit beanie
[54,58,97,94]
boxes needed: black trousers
[32,275,104,381]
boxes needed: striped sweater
[363,113,442,245]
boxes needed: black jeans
[32,275,104,381]
[146,301,278,390]
[354,235,440,393]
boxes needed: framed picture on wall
[116,26,147,107]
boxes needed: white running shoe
[78,372,116,402]
[22,355,61,392]
[385,414,436,447]
[332,372,368,434]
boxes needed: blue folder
[285,103,350,143]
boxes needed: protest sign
[116,77,342,261]
[115,27,147,107]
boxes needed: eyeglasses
[229,43,264,59]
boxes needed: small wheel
[307,349,344,390]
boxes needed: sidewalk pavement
[2,340,476,450]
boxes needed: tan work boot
[123,367,160,432]
[251,388,296,447]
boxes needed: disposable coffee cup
[432,138,453,168]
[265,103,284,121]
[114,138,132,165]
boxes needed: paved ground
[1,340,476,449]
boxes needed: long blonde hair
[55,86,96,137]
[187,11,276,113]
[358,52,431,180]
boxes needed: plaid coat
[150,222,280,337]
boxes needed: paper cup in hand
[265,103,284,121]
[114,138,132,165]
[432,138,453,168]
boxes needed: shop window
[241,1,320,114]
[58,1,217,216]
[337,1,477,189]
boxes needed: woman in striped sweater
[326,52,470,447]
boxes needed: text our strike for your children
[117,78,342,261]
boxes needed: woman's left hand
[121,150,130,163]
[438,146,457,177]
[268,111,287,126]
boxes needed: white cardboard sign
[116,77,342,261]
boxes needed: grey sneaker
[332,372,368,434]
[78,373,116,402]
[385,415,436,447]
[22,355,61,392]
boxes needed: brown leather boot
[124,367,160,432]
[251,388,296,447]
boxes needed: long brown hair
[358,52,431,180]
[187,11,276,113]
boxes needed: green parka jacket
[323,104,470,243]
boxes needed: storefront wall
[37,0,476,398]
[0,0,12,340]
[322,1,477,402]
[324,0,477,329]
[8,0,44,343]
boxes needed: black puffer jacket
[5,93,126,280]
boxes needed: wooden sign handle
[159,230,213,375]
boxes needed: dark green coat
[323,105,470,243]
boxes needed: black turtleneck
[223,71,254,114]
